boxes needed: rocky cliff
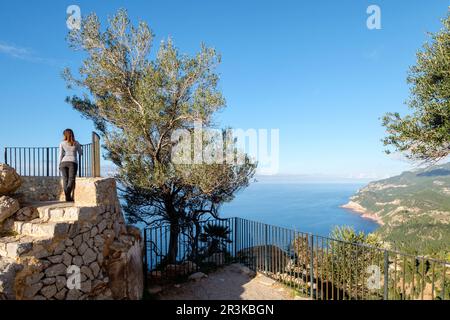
[342,163,450,257]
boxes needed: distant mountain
[342,163,450,258]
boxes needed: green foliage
[64,9,256,263]
[383,10,450,163]
[200,223,232,255]
[330,226,382,247]
[327,226,384,299]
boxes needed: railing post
[264,224,268,274]
[234,217,237,259]
[384,250,389,300]
[4,148,7,165]
[91,132,101,177]
[441,263,446,300]
[46,148,50,176]
[310,233,314,299]
[78,153,82,177]
[143,229,148,289]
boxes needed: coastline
[341,201,384,226]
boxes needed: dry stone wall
[0,169,143,300]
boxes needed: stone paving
[156,263,308,300]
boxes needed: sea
[126,181,379,237]
[219,182,378,237]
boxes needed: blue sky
[0,1,448,180]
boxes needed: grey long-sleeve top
[59,141,83,164]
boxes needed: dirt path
[156,263,304,300]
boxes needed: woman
[59,129,83,202]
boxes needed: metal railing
[144,217,449,300]
[2,132,101,177]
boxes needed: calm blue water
[220,182,378,237]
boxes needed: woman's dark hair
[63,129,75,146]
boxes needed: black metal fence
[144,217,450,300]
[2,132,101,177]
[145,218,237,282]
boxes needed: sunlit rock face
[0,164,21,196]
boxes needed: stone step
[29,202,99,223]
[14,220,71,238]
[0,236,34,259]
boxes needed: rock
[90,226,98,238]
[0,196,20,223]
[0,164,21,195]
[40,284,57,299]
[188,272,207,281]
[80,221,95,234]
[107,240,143,300]
[56,276,66,291]
[15,207,38,221]
[82,248,97,265]
[62,252,72,266]
[94,235,104,247]
[25,272,44,286]
[66,289,82,300]
[0,258,22,299]
[95,289,113,300]
[73,256,83,267]
[89,262,100,278]
[65,239,73,246]
[82,231,90,242]
[55,288,67,300]
[24,282,43,298]
[97,220,107,233]
[78,242,89,255]
[53,242,66,255]
[231,264,256,277]
[73,234,83,248]
[33,245,50,259]
[80,280,92,293]
[147,285,163,295]
[66,246,78,256]
[81,266,94,280]
[42,277,56,285]
[68,224,80,238]
[33,295,46,300]
[48,255,63,264]
[45,264,67,277]
[80,223,93,234]
[0,217,14,233]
